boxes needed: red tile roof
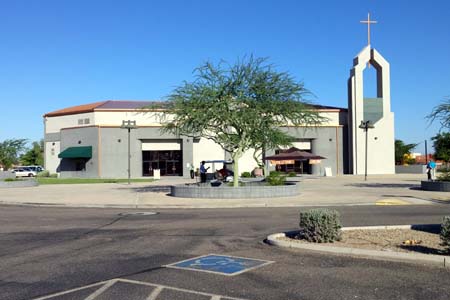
[44,101,109,117]
[44,100,346,117]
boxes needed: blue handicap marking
[166,254,274,276]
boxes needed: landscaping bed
[280,227,447,256]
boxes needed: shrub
[49,173,58,178]
[441,216,450,252]
[297,209,342,243]
[287,171,297,177]
[437,170,450,182]
[269,171,282,176]
[241,171,252,178]
[37,170,50,177]
[266,172,286,186]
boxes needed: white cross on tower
[360,12,378,47]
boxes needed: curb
[0,200,403,209]
[266,226,450,268]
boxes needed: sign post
[121,120,137,185]
[359,120,374,181]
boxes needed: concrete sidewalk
[0,174,448,208]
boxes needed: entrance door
[142,150,182,176]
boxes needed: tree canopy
[426,97,450,130]
[158,56,325,186]
[394,139,418,165]
[20,140,44,166]
[432,132,450,163]
[0,139,27,170]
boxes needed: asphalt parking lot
[1,204,450,300]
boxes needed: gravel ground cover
[282,228,449,255]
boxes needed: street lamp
[359,120,374,181]
[121,120,137,184]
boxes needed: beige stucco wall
[45,112,94,133]
[45,141,60,174]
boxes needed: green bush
[37,170,50,177]
[241,171,252,178]
[437,170,450,181]
[269,171,282,176]
[287,171,297,177]
[441,216,450,252]
[266,172,286,186]
[49,173,58,178]
[297,209,342,243]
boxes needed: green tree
[20,140,44,166]
[0,139,27,170]
[431,133,450,163]
[394,140,418,165]
[157,56,324,187]
[426,97,450,130]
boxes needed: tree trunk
[232,151,243,187]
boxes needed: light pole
[359,120,374,181]
[121,120,137,184]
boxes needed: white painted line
[117,278,248,300]
[210,296,221,300]
[146,286,163,300]
[84,279,117,300]
[31,281,107,300]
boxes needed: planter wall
[171,182,299,199]
[421,180,450,192]
[0,179,38,188]
[396,165,426,174]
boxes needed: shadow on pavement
[346,183,419,188]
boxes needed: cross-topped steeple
[360,12,377,47]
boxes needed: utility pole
[121,120,137,185]
[425,140,428,164]
[359,120,375,181]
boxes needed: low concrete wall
[0,179,38,188]
[0,171,15,180]
[395,165,426,174]
[421,180,450,192]
[171,182,299,199]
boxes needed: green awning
[58,146,92,158]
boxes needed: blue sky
[1,0,449,153]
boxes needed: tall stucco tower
[348,15,395,175]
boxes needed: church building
[43,18,395,179]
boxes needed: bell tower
[348,14,395,175]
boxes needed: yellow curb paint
[376,198,410,206]
[433,197,450,201]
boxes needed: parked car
[21,165,44,173]
[12,168,37,177]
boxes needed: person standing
[200,161,209,183]
[189,163,195,179]
[429,160,437,181]
[427,160,437,181]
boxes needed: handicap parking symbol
[166,254,274,276]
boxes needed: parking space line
[84,279,117,300]
[118,278,248,300]
[146,286,163,300]
[32,281,107,300]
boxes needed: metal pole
[364,124,368,181]
[127,127,131,185]
[425,140,428,165]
